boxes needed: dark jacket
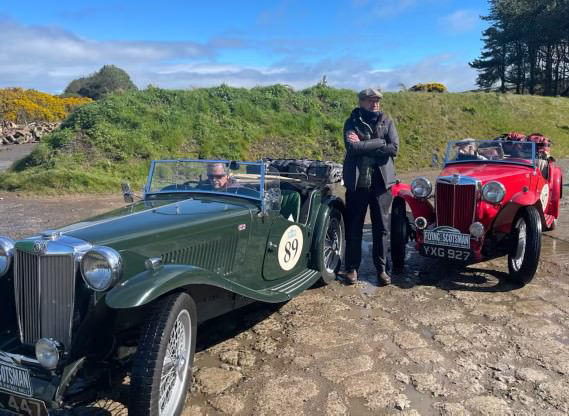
[342,108,399,191]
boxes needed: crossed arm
[344,121,399,158]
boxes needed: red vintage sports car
[390,133,563,285]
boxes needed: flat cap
[456,138,476,146]
[358,88,383,100]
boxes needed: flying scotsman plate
[423,226,471,249]
[0,361,32,397]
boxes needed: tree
[64,65,137,100]
[470,26,508,92]
[471,0,569,96]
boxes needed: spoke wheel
[507,206,541,286]
[159,310,191,415]
[318,207,345,284]
[130,293,197,416]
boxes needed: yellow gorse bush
[409,83,448,93]
[0,88,92,123]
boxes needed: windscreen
[445,140,535,166]
[147,160,264,200]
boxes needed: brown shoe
[378,271,391,286]
[346,270,358,285]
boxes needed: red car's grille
[436,183,476,233]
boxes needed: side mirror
[121,182,134,204]
[229,161,240,171]
[431,153,440,169]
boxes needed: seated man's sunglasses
[208,173,227,179]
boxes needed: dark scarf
[359,108,380,126]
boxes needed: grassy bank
[1,84,568,193]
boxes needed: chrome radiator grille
[436,182,477,233]
[14,250,75,347]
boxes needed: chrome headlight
[35,338,61,370]
[482,181,506,204]
[0,237,15,278]
[411,177,433,199]
[80,246,123,291]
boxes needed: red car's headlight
[411,177,433,199]
[482,181,506,204]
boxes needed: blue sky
[0,0,490,93]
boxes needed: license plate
[421,245,472,262]
[0,392,48,416]
[0,363,32,397]
[424,227,471,249]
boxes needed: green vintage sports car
[0,159,345,415]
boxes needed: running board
[262,269,320,297]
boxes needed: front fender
[105,264,288,309]
[493,191,541,233]
[391,184,435,222]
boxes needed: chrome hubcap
[324,217,342,274]
[512,218,526,272]
[159,309,191,415]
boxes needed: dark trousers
[345,183,392,273]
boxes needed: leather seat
[280,190,301,222]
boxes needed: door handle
[267,241,278,252]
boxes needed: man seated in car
[206,162,231,190]
[455,139,486,161]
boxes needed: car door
[262,208,310,281]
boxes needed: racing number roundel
[540,184,550,210]
[278,225,304,271]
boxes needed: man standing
[342,88,399,285]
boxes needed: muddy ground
[0,157,568,415]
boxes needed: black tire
[507,206,542,285]
[390,197,408,272]
[130,292,197,416]
[318,207,345,284]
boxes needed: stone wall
[0,120,60,145]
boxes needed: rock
[195,367,243,395]
[208,394,245,414]
[395,371,410,384]
[434,402,470,416]
[319,355,374,383]
[181,404,205,416]
[256,375,319,415]
[463,396,512,415]
[238,350,256,367]
[394,331,429,349]
[515,367,548,383]
[253,336,278,355]
[365,392,410,411]
[220,350,239,366]
[537,380,569,413]
[393,394,411,410]
[410,373,447,397]
[407,347,445,364]
[342,372,395,398]
[0,121,60,145]
[325,391,348,416]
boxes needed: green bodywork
[52,190,339,309]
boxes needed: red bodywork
[392,158,563,264]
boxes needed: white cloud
[0,19,477,93]
[371,0,417,17]
[440,10,479,33]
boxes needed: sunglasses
[208,173,227,179]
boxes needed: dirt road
[0,163,567,415]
